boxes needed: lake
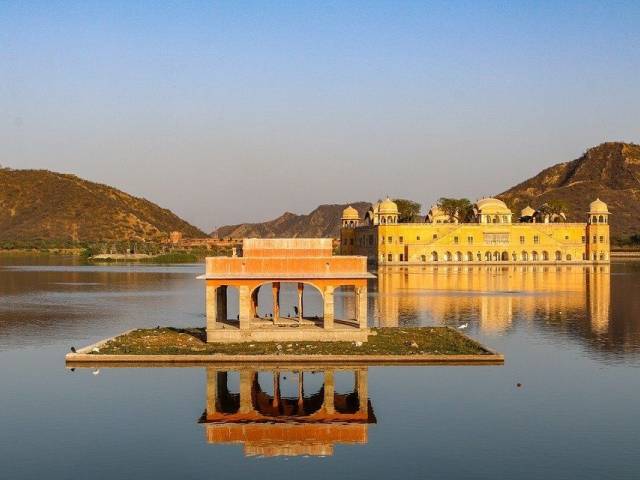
[1,256,639,479]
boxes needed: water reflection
[200,366,375,457]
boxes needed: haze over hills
[214,202,371,239]
[0,168,205,243]
[498,142,640,240]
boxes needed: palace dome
[341,205,360,219]
[589,198,609,214]
[377,197,398,214]
[475,197,512,214]
[520,206,536,217]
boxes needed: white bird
[457,323,469,330]
[92,369,101,376]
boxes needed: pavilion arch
[444,251,452,262]
[501,251,509,261]
[466,251,473,262]
[566,254,572,261]
[522,251,529,261]
[484,251,492,261]
[381,217,386,224]
[532,251,539,261]
[592,215,598,223]
[252,371,325,417]
[431,251,438,262]
[542,251,549,261]
[251,281,324,322]
[555,250,562,261]
[455,251,463,262]
[512,252,517,261]
[599,215,604,223]
[493,251,500,261]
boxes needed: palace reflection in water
[200,367,375,457]
[372,265,611,333]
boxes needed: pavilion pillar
[356,285,368,329]
[323,285,335,329]
[324,369,335,414]
[250,287,258,319]
[356,368,368,413]
[205,284,217,332]
[239,369,254,413]
[297,283,304,321]
[272,282,281,323]
[238,285,251,330]
[216,286,227,323]
[297,371,304,413]
[205,367,217,419]
[273,372,281,409]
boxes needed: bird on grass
[457,323,469,330]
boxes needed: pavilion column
[272,282,281,323]
[297,283,304,321]
[238,285,251,330]
[216,286,227,323]
[205,367,218,419]
[297,371,304,413]
[250,287,258,319]
[324,369,335,414]
[205,284,217,333]
[239,370,254,413]
[356,368,368,413]
[273,372,281,410]
[323,285,335,329]
[356,285,368,329]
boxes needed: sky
[1,1,639,231]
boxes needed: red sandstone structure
[200,366,375,457]
[199,238,374,343]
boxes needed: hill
[498,142,640,241]
[0,168,205,244]
[214,202,371,239]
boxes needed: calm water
[1,256,639,479]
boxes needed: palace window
[388,236,393,243]
[421,255,426,262]
[520,236,525,244]
[433,234,438,240]
[416,236,421,241]
[387,254,393,262]
[534,235,539,244]
[565,235,569,240]
[593,236,597,243]
[399,254,404,261]
[399,236,404,244]
[484,233,510,245]
[582,236,586,243]
[467,236,473,244]
[599,236,604,243]
[454,236,459,244]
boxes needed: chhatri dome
[377,197,399,214]
[589,198,609,214]
[475,197,512,214]
[341,205,360,220]
[520,206,536,218]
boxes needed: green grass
[91,327,491,356]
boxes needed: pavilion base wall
[206,327,371,343]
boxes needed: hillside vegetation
[0,169,205,244]
[498,142,640,241]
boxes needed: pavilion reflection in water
[200,367,375,457]
[375,265,610,333]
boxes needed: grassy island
[84,327,495,358]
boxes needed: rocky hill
[498,142,640,240]
[0,168,205,243]
[215,202,371,239]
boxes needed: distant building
[340,197,610,264]
[169,231,183,244]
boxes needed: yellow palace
[340,197,610,265]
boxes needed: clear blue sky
[2,1,639,230]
